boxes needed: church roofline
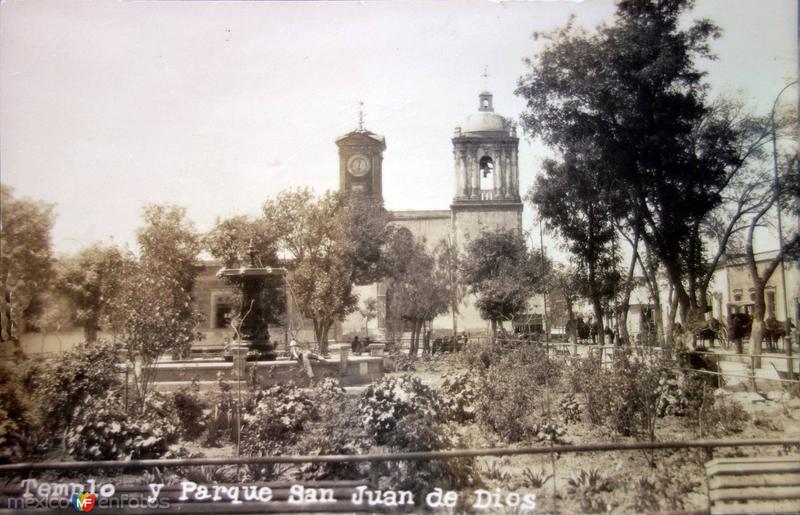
[335,130,386,145]
[450,200,523,211]
[390,209,451,221]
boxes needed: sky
[1,0,797,257]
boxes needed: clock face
[347,154,371,177]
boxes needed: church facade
[193,91,524,345]
[340,90,523,336]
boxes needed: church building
[193,90,524,344]
[339,90,523,336]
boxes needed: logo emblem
[71,492,97,512]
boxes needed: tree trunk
[617,228,640,346]
[592,300,604,345]
[85,321,98,343]
[750,285,766,369]
[408,321,418,357]
[652,290,665,347]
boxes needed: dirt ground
[399,354,800,514]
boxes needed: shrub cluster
[65,392,178,460]
[439,371,481,423]
[37,340,123,431]
[240,383,316,457]
[358,375,476,497]
[474,345,556,442]
[0,360,43,463]
[294,379,367,480]
[569,350,670,438]
[358,375,441,445]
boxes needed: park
[1,0,799,513]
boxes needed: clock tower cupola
[335,106,386,202]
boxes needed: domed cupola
[460,91,511,135]
[452,91,520,203]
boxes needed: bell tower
[335,106,386,202]
[451,90,523,247]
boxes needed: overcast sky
[1,0,797,257]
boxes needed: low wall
[147,355,383,387]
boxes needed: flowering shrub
[65,393,178,460]
[579,351,672,439]
[295,380,368,480]
[439,371,481,423]
[37,340,122,430]
[656,371,707,417]
[359,375,442,445]
[239,384,315,458]
[381,414,477,498]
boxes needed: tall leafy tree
[385,234,449,356]
[461,229,536,336]
[137,204,201,292]
[117,204,203,408]
[745,153,800,362]
[530,152,620,335]
[516,0,743,326]
[263,189,357,352]
[55,243,132,342]
[0,186,55,344]
[345,196,392,285]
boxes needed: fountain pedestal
[216,242,286,362]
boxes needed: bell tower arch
[451,90,523,248]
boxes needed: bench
[706,455,800,514]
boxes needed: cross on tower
[481,66,490,89]
[357,100,365,132]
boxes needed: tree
[529,153,620,336]
[0,186,55,345]
[54,244,131,342]
[745,153,800,364]
[385,235,449,356]
[359,297,378,338]
[117,204,203,409]
[263,189,357,353]
[204,215,279,268]
[434,237,469,337]
[345,196,393,286]
[204,215,286,333]
[137,204,201,292]
[116,270,202,409]
[461,229,535,336]
[516,0,746,327]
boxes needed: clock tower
[335,117,386,202]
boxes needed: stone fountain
[216,242,285,374]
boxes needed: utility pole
[540,220,549,343]
[769,80,798,379]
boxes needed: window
[733,290,742,302]
[216,303,233,329]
